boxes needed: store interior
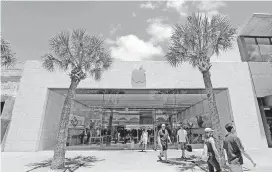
[39,88,233,150]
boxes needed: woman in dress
[201,128,222,172]
[141,128,148,151]
[158,124,172,162]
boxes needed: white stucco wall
[3,60,269,151]
[38,90,65,150]
[38,90,95,151]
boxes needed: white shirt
[177,129,187,142]
[142,132,148,142]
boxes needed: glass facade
[239,36,272,62]
[54,89,230,150]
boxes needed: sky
[1,1,272,67]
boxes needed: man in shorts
[158,124,172,162]
[177,125,188,159]
[223,123,256,172]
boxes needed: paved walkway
[2,149,272,172]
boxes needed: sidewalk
[1,149,272,172]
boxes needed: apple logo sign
[131,65,146,88]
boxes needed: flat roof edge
[253,13,272,17]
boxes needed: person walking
[223,123,256,172]
[177,125,188,159]
[158,124,172,163]
[141,128,148,152]
[85,128,91,144]
[202,128,222,172]
[157,127,163,157]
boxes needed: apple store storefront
[2,13,272,152]
[2,59,272,152]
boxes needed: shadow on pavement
[168,158,209,172]
[159,155,233,172]
[25,156,105,172]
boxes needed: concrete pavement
[1,149,272,172]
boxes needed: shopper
[158,124,172,162]
[85,128,90,144]
[202,128,222,172]
[141,128,148,151]
[177,125,188,159]
[223,123,256,172]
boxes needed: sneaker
[158,155,162,161]
[181,156,187,160]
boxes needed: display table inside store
[67,128,85,146]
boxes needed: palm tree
[1,37,17,69]
[42,29,113,171]
[166,13,236,161]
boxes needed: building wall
[38,90,96,150]
[38,90,65,150]
[3,60,269,151]
[248,62,272,147]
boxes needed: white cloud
[198,1,226,12]
[146,18,173,43]
[197,0,226,18]
[108,35,164,61]
[197,11,219,21]
[139,2,158,10]
[164,0,188,16]
[109,24,122,35]
[132,12,136,17]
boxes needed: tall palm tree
[166,13,236,161]
[42,29,113,171]
[1,37,17,69]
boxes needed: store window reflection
[243,37,272,62]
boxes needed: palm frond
[90,68,102,81]
[49,31,77,68]
[165,12,236,71]
[42,29,113,82]
[81,35,113,80]
[41,53,67,72]
[70,29,87,65]
[1,37,17,69]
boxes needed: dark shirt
[205,138,216,160]
[159,129,169,141]
[223,133,244,165]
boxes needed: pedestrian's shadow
[25,156,105,172]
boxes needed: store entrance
[44,88,232,151]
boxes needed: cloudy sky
[2,1,272,65]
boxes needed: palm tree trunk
[107,109,113,146]
[50,79,79,170]
[202,70,225,163]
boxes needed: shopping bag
[186,144,192,152]
[201,144,209,161]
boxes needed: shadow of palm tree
[25,156,104,172]
[162,155,232,172]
